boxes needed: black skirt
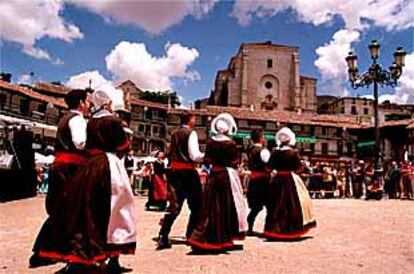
[264,172,316,239]
[32,162,80,254]
[38,154,136,265]
[188,170,244,250]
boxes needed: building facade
[210,41,317,112]
[1,41,413,162]
[318,95,414,123]
[1,78,413,162]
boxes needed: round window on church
[265,81,273,89]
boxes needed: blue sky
[1,0,413,105]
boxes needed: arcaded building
[210,41,317,112]
[1,40,413,162]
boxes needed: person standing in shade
[157,111,204,249]
[246,128,270,235]
[264,127,316,240]
[353,160,366,199]
[30,89,90,268]
[124,149,135,185]
[188,113,248,252]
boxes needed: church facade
[210,41,317,112]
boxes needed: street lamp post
[345,40,406,170]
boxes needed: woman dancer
[146,151,168,211]
[264,127,316,240]
[188,113,248,251]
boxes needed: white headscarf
[210,113,237,136]
[276,127,296,147]
[91,90,112,110]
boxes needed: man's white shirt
[253,143,270,163]
[185,126,204,162]
[68,110,87,150]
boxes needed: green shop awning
[209,131,317,143]
[357,140,375,148]
[263,134,316,143]
[296,136,317,143]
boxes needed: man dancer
[246,128,270,235]
[30,89,90,267]
[157,111,204,249]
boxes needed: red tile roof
[380,118,414,128]
[34,82,71,96]
[0,80,66,108]
[130,97,168,109]
[168,106,364,128]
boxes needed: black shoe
[107,259,132,274]
[247,230,255,237]
[157,235,171,250]
[29,253,56,268]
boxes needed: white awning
[0,114,57,132]
[35,152,55,165]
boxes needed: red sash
[170,161,196,170]
[276,170,292,176]
[250,170,270,180]
[54,152,84,165]
[211,166,226,172]
[87,149,105,156]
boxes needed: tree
[0,72,12,82]
[139,91,181,107]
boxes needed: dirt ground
[0,196,413,274]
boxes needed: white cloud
[314,29,360,96]
[105,41,200,91]
[230,0,290,26]
[69,0,218,34]
[393,52,414,104]
[0,0,83,61]
[231,0,414,31]
[66,70,124,109]
[18,74,33,85]
[53,58,65,66]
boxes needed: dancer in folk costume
[146,151,168,211]
[188,113,248,251]
[157,111,204,249]
[246,128,270,235]
[30,89,90,268]
[38,90,136,273]
[264,127,316,240]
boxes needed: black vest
[169,126,194,163]
[248,145,267,171]
[54,112,80,153]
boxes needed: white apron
[106,152,137,245]
[291,172,316,226]
[227,167,248,233]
